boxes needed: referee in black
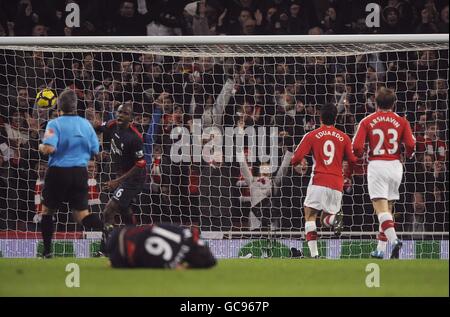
[39,89,104,258]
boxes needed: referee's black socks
[41,215,54,256]
[82,213,104,231]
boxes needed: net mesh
[0,41,448,254]
[2,41,449,56]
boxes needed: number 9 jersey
[291,125,357,192]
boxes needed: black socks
[41,214,54,255]
[81,213,104,231]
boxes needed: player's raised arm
[402,117,416,159]
[352,119,367,158]
[291,132,312,166]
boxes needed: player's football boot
[390,239,403,259]
[39,252,53,259]
[94,224,114,257]
[370,250,384,259]
[333,209,344,236]
[290,247,304,259]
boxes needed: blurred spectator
[183,0,215,35]
[13,0,39,36]
[32,160,47,223]
[308,26,324,35]
[111,1,146,36]
[87,159,101,209]
[12,88,33,114]
[382,7,405,33]
[320,6,346,34]
[351,17,371,34]
[16,51,54,93]
[416,123,446,161]
[31,23,48,36]
[408,192,426,235]
[3,110,29,167]
[149,144,163,194]
[284,1,311,35]
[428,77,448,111]
[137,0,188,36]
[438,4,449,32]
[199,151,233,231]
[415,6,439,33]
[433,159,446,182]
[0,0,447,36]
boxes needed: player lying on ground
[291,104,357,258]
[352,87,416,259]
[107,223,217,269]
[94,104,147,254]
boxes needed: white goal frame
[1,34,448,45]
[0,34,448,239]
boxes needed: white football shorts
[367,160,403,201]
[304,185,343,214]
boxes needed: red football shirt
[352,111,415,161]
[291,125,357,191]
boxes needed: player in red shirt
[352,87,416,259]
[291,104,357,258]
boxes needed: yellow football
[36,88,57,108]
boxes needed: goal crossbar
[0,34,448,45]
[1,35,448,57]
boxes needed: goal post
[0,34,448,259]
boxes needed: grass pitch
[0,258,447,297]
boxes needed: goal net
[0,35,448,259]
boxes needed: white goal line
[82,231,449,240]
[201,231,449,239]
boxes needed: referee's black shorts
[42,166,89,211]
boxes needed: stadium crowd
[0,0,449,36]
[0,0,448,235]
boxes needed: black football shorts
[112,182,143,210]
[42,166,89,211]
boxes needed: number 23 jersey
[352,111,415,162]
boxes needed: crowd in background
[0,0,449,36]
[0,0,448,235]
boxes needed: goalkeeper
[107,223,216,269]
